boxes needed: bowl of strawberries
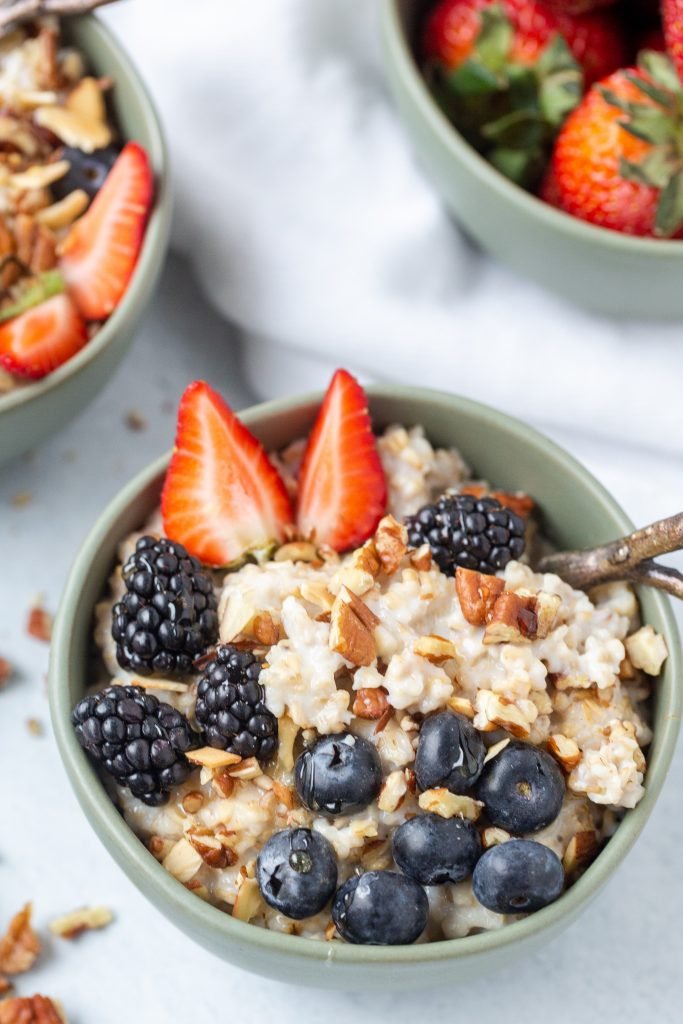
[380,0,683,317]
[0,13,170,466]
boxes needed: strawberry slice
[297,369,387,551]
[60,141,153,320]
[161,381,294,566]
[0,293,87,379]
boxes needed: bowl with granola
[49,373,680,989]
[0,14,170,466]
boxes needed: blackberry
[195,645,278,761]
[72,684,197,806]
[112,535,218,676]
[405,493,526,576]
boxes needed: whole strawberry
[423,0,628,187]
[542,53,683,236]
[663,0,683,80]
[423,0,628,86]
[537,0,616,13]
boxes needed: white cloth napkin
[101,0,681,456]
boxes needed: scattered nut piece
[26,718,43,737]
[618,655,638,682]
[232,877,264,922]
[252,612,279,646]
[352,686,389,720]
[148,836,174,862]
[0,905,40,975]
[186,748,242,769]
[35,103,111,153]
[274,541,318,563]
[482,827,511,849]
[350,541,381,576]
[374,515,408,574]
[447,694,475,719]
[10,160,69,191]
[625,626,668,677]
[124,410,147,432]
[413,634,456,665]
[474,691,533,739]
[226,757,262,780]
[0,658,14,690]
[563,831,599,875]
[0,995,63,1024]
[534,592,562,639]
[483,737,510,764]
[418,788,483,821]
[162,838,203,883]
[455,567,505,627]
[26,601,52,643]
[409,544,432,571]
[211,769,236,799]
[182,791,205,815]
[49,906,112,940]
[490,490,536,519]
[186,828,229,869]
[548,733,581,772]
[299,581,334,612]
[329,587,377,667]
[67,76,105,122]
[360,838,393,871]
[377,770,408,813]
[276,715,300,773]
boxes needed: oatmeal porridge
[73,371,667,946]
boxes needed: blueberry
[332,871,428,945]
[392,813,482,885]
[256,828,338,920]
[295,733,382,816]
[476,741,565,833]
[414,711,485,794]
[472,840,564,914]
[52,145,120,200]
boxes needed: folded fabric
[101,0,682,455]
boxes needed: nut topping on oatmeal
[373,515,408,575]
[186,748,242,769]
[548,733,582,772]
[413,634,457,664]
[624,625,668,677]
[352,686,389,720]
[329,587,378,667]
[455,567,505,627]
[418,789,484,821]
[562,831,600,876]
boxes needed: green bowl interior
[0,13,171,415]
[382,0,683,259]
[49,386,681,970]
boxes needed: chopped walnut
[483,737,510,764]
[0,905,40,975]
[360,838,393,871]
[352,686,389,720]
[0,995,63,1024]
[418,788,483,820]
[482,827,511,849]
[374,515,408,574]
[548,733,581,772]
[49,907,112,940]
[329,586,378,667]
[455,567,505,627]
[625,626,668,677]
[271,779,297,809]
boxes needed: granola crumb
[124,409,147,432]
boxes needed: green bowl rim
[49,383,682,967]
[379,0,683,258]
[0,13,172,416]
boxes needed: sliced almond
[483,737,510,764]
[49,906,112,940]
[10,160,70,191]
[35,105,112,154]
[148,836,175,861]
[226,756,262,780]
[232,877,264,922]
[162,838,203,883]
[276,714,300,773]
[447,694,475,719]
[66,77,106,122]
[329,587,377,667]
[36,189,89,230]
[186,748,242,769]
[377,769,408,813]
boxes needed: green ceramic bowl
[49,386,681,990]
[380,0,683,319]
[0,15,171,467]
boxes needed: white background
[2,254,683,1022]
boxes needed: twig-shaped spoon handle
[0,0,118,36]
[537,512,683,600]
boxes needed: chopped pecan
[0,657,13,690]
[0,995,63,1024]
[548,733,581,772]
[455,567,505,627]
[251,612,279,646]
[187,828,229,869]
[0,905,40,975]
[329,587,378,667]
[351,540,381,576]
[483,591,537,644]
[447,694,475,719]
[374,515,408,575]
[352,686,389,720]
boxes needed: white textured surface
[0,256,682,1021]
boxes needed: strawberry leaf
[620,151,679,189]
[476,5,514,72]
[655,168,683,236]
[623,70,675,109]
[619,110,677,146]
[488,145,544,185]
[482,108,546,148]
[638,50,682,95]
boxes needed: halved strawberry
[60,141,153,320]
[297,369,387,552]
[161,381,294,566]
[0,293,87,379]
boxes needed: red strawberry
[542,56,683,236]
[161,381,294,566]
[638,27,666,54]
[536,0,616,13]
[423,0,628,86]
[0,293,87,379]
[297,369,386,552]
[663,0,683,80]
[60,141,153,321]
